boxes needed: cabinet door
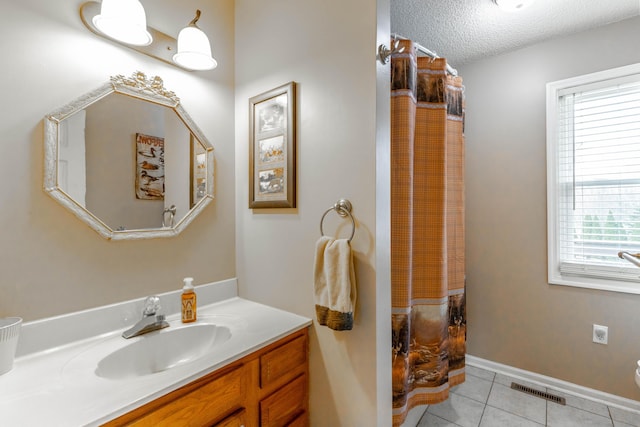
[214,409,247,427]
[260,335,306,388]
[128,365,246,426]
[285,413,308,427]
[260,374,307,427]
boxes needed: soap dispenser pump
[181,277,197,323]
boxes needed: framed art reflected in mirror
[249,82,296,209]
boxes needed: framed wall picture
[249,82,296,208]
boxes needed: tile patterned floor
[407,365,640,427]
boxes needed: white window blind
[547,64,640,293]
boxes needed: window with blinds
[547,64,640,294]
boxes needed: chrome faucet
[122,295,170,339]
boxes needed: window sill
[549,274,640,295]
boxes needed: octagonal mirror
[44,72,214,240]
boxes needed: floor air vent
[510,382,566,405]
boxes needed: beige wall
[461,16,640,400]
[3,0,393,424]
[0,0,236,321]
[234,0,391,425]
[6,0,639,423]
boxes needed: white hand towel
[313,236,357,331]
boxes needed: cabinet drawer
[128,365,246,426]
[260,374,306,427]
[285,412,308,427]
[214,409,247,427]
[260,335,306,387]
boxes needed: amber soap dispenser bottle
[181,277,197,323]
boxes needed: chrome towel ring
[320,199,356,242]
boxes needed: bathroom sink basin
[96,323,231,380]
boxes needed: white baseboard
[467,354,640,415]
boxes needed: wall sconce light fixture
[92,0,152,46]
[173,10,218,71]
[80,1,217,71]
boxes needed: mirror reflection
[45,72,214,240]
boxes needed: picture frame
[135,133,165,200]
[249,82,296,208]
[190,134,207,208]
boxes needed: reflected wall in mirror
[44,71,214,240]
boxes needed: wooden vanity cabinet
[103,328,309,427]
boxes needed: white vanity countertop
[0,279,311,426]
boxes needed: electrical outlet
[593,324,608,345]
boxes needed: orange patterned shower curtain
[390,39,466,427]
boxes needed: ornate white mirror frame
[43,71,214,240]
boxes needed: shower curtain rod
[391,33,458,76]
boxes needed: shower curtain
[390,39,466,427]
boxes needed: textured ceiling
[391,0,640,67]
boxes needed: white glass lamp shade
[93,0,152,46]
[493,0,535,11]
[173,26,218,71]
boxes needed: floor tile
[609,406,640,427]
[451,374,493,404]
[418,412,464,427]
[401,404,430,427]
[480,405,544,427]
[487,382,546,424]
[398,365,640,427]
[546,388,609,417]
[427,393,485,427]
[547,402,613,426]
[466,365,496,382]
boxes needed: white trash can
[0,317,22,375]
